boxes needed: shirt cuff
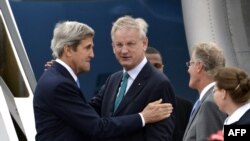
[139,113,145,127]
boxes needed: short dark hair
[146,47,161,55]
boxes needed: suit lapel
[52,62,86,101]
[184,86,214,136]
[109,72,123,113]
[53,62,75,83]
[115,62,151,114]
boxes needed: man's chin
[81,67,90,73]
[85,67,90,72]
[120,61,130,66]
[120,63,129,68]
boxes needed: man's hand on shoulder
[141,99,173,124]
[44,59,55,71]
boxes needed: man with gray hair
[33,21,173,141]
[91,16,176,141]
[182,42,227,141]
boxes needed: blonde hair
[111,15,148,41]
[192,42,225,78]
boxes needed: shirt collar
[224,102,250,125]
[199,82,215,100]
[124,57,147,80]
[55,59,78,82]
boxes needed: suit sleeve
[195,97,226,141]
[145,81,176,141]
[89,85,105,114]
[52,82,142,138]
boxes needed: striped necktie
[114,72,129,112]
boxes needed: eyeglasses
[186,61,195,67]
[186,61,201,67]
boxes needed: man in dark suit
[33,21,173,141]
[90,16,176,141]
[145,47,193,141]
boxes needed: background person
[145,46,193,141]
[182,42,227,141]
[208,67,250,141]
[213,67,250,125]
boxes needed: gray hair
[51,21,95,58]
[111,15,148,41]
[192,42,226,78]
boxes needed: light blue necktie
[114,72,129,112]
[76,78,80,88]
[189,99,201,120]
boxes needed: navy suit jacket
[91,62,176,141]
[33,62,142,141]
[231,108,250,125]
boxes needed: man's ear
[112,43,116,54]
[143,37,148,51]
[64,45,72,57]
[196,62,204,73]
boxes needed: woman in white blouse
[213,67,250,125]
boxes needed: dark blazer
[33,62,143,141]
[231,108,250,125]
[91,62,176,141]
[173,96,192,141]
[183,86,227,141]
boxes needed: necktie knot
[114,72,129,112]
[122,72,129,81]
